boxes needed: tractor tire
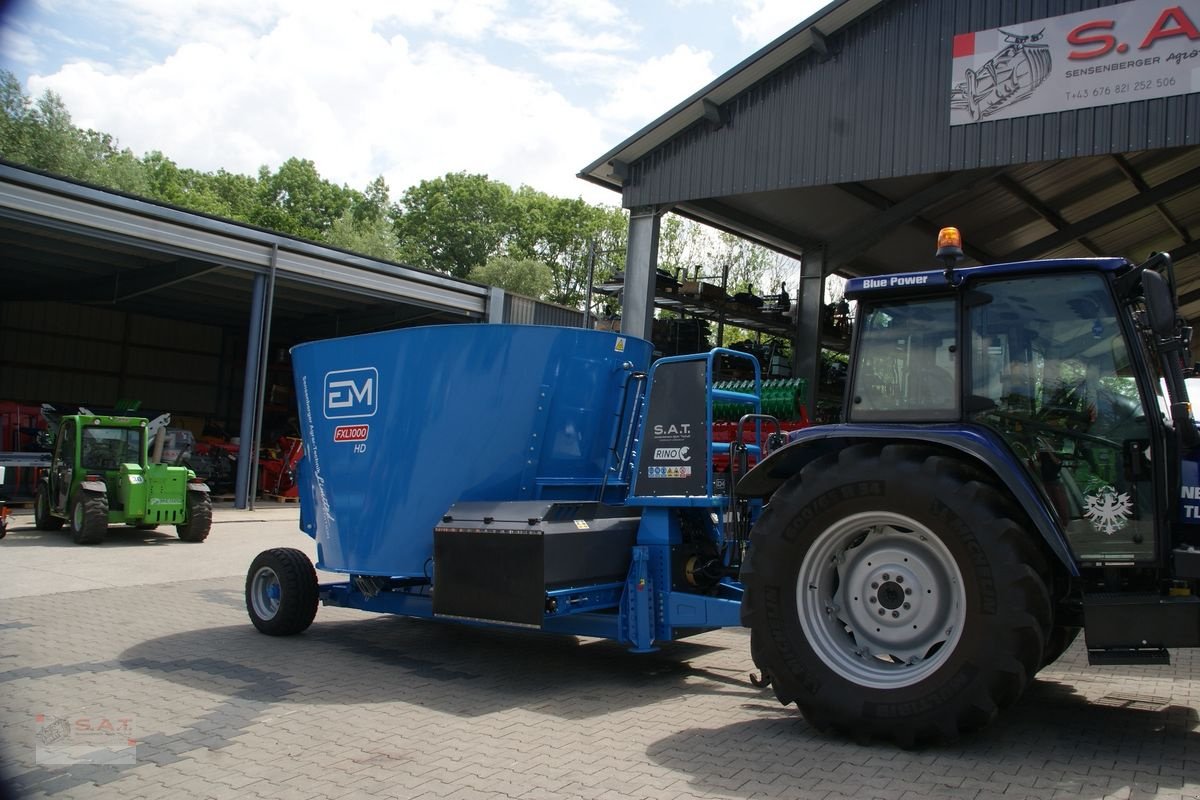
[742,443,1050,746]
[1041,625,1082,668]
[34,485,64,531]
[246,548,319,636]
[175,492,212,542]
[69,489,108,545]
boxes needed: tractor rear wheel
[246,548,319,636]
[742,443,1049,745]
[69,489,108,545]
[176,492,212,542]
[1041,625,1081,668]
[34,484,64,531]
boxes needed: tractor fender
[79,480,107,493]
[738,423,1079,577]
[186,482,211,493]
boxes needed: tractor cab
[842,234,1194,571]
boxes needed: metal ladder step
[1086,647,1170,666]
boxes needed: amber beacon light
[936,226,963,261]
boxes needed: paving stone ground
[1,505,1199,799]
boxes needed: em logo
[324,367,379,419]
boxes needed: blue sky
[0,0,828,204]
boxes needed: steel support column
[235,272,267,509]
[486,286,506,323]
[620,206,663,341]
[793,247,826,420]
[247,245,279,511]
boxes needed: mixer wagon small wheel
[246,548,319,636]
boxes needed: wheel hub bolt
[903,602,911,610]
[869,596,876,604]
[878,608,886,616]
[882,573,890,580]
[892,611,900,618]
[871,582,879,589]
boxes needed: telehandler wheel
[176,492,212,542]
[69,489,108,545]
[246,548,319,636]
[34,485,64,531]
[742,443,1050,746]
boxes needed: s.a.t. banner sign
[950,1,1199,125]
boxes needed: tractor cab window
[968,273,1156,563]
[849,297,958,421]
[81,426,142,471]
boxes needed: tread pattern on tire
[70,490,108,545]
[34,485,65,531]
[176,492,212,542]
[743,442,1051,746]
[245,547,319,636]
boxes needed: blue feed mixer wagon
[245,229,1200,745]
[245,323,776,651]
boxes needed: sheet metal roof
[581,0,1200,324]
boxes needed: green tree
[657,213,708,282]
[396,172,514,278]
[252,158,356,240]
[326,209,403,262]
[469,256,554,299]
[0,70,35,163]
[507,187,627,306]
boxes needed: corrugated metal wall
[503,294,585,327]
[0,302,223,414]
[625,0,1200,206]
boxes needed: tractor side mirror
[1142,269,1177,339]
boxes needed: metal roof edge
[0,160,488,297]
[577,0,885,193]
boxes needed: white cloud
[26,8,620,201]
[598,44,715,125]
[733,0,828,47]
[0,28,40,67]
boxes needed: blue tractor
[248,229,1200,744]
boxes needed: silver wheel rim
[251,566,282,621]
[796,510,966,689]
[73,501,83,530]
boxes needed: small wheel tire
[176,492,212,542]
[34,485,64,531]
[742,443,1049,745]
[246,548,319,636]
[69,489,108,545]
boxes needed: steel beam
[621,206,663,340]
[1007,165,1200,262]
[793,247,826,419]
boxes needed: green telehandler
[33,413,212,544]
